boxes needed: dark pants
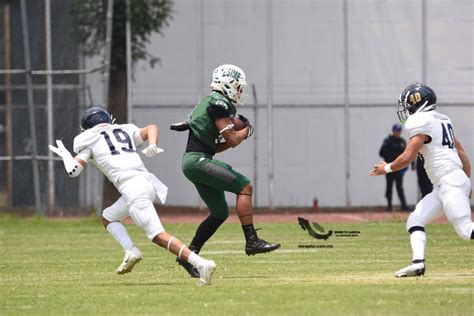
[416,157,433,198]
[385,171,408,209]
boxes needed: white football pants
[102,174,165,240]
[407,169,473,240]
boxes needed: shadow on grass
[425,273,474,279]
[90,282,177,287]
[222,276,275,280]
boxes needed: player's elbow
[227,140,239,148]
[67,167,84,178]
[68,171,82,178]
[66,160,84,178]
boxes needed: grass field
[0,215,472,315]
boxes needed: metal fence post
[20,0,43,215]
[251,83,259,207]
[45,0,55,211]
[266,0,274,210]
[103,0,114,107]
[126,0,132,122]
[3,3,13,207]
[343,0,351,208]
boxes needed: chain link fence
[0,1,103,215]
[132,103,473,210]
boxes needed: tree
[71,0,173,207]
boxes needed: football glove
[237,114,254,139]
[141,144,164,157]
[170,121,190,132]
[48,140,84,177]
[246,125,254,139]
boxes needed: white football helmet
[210,64,248,105]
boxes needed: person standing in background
[379,124,409,211]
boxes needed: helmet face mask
[397,100,410,125]
[210,64,248,105]
[81,107,112,130]
[397,83,437,124]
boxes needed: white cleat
[197,260,216,286]
[116,247,143,275]
[394,262,425,278]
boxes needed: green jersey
[186,91,236,154]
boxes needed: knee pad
[209,208,229,221]
[102,197,128,222]
[452,217,474,240]
[406,213,426,232]
[207,200,229,220]
[129,199,155,227]
[211,214,228,223]
[129,198,164,240]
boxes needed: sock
[189,215,226,254]
[409,230,426,262]
[107,222,134,251]
[187,251,205,268]
[242,224,258,243]
[471,230,474,240]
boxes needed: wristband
[219,124,235,134]
[384,163,393,173]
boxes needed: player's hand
[369,161,388,176]
[141,144,164,157]
[48,140,72,159]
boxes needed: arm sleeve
[75,148,92,162]
[73,132,88,154]
[207,105,230,120]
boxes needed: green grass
[0,216,472,315]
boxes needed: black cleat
[245,238,281,256]
[176,257,200,278]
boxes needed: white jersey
[73,123,147,188]
[405,111,462,184]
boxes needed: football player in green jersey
[171,64,280,278]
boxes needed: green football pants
[182,152,251,219]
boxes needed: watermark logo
[297,217,361,249]
[297,217,333,240]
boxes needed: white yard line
[201,249,322,255]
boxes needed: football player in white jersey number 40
[49,107,216,286]
[370,84,472,277]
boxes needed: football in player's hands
[231,117,247,131]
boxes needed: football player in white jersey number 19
[370,84,472,277]
[48,107,216,286]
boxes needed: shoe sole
[395,273,424,278]
[245,243,281,256]
[395,269,425,278]
[395,273,425,278]
[116,257,142,275]
[198,263,217,286]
